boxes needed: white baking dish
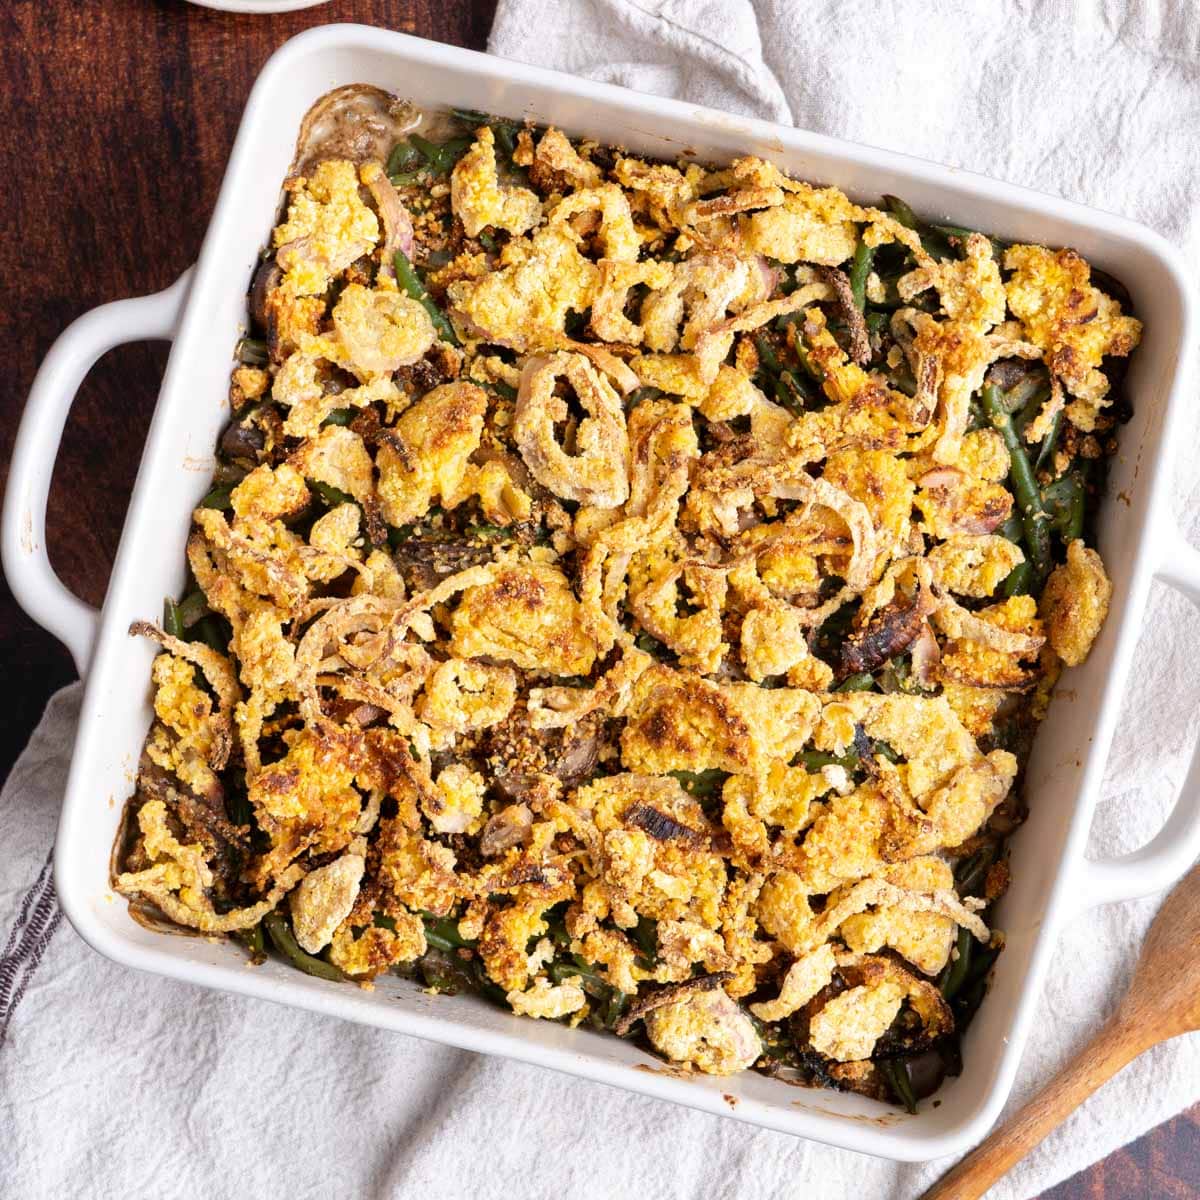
[5,23,1200,1162]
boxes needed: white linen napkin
[4,4,1199,1197]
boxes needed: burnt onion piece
[838,595,927,680]
[624,803,704,845]
[612,971,735,1037]
[816,264,871,365]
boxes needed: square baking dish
[6,23,1200,1162]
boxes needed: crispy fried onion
[273,345,402,439]
[1023,371,1066,446]
[590,259,675,345]
[191,509,309,613]
[115,798,304,933]
[693,280,833,381]
[612,971,735,1037]
[331,284,436,376]
[294,566,500,734]
[701,458,878,593]
[129,620,238,771]
[361,162,415,279]
[820,876,989,947]
[548,183,639,262]
[553,339,641,394]
[570,402,699,654]
[528,643,654,730]
[815,264,871,366]
[513,351,630,507]
[629,556,730,673]
[417,658,518,747]
[807,951,954,1061]
[933,590,1046,656]
[890,309,1043,464]
[749,943,838,1022]
[841,556,939,677]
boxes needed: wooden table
[1,1,1195,1193]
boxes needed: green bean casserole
[112,87,1140,1109]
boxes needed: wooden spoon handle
[922,1016,1152,1200]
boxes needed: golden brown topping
[1040,539,1112,666]
[124,119,1133,1089]
[513,352,630,507]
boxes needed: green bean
[409,133,472,174]
[626,385,664,410]
[418,947,477,994]
[932,222,1007,260]
[883,194,920,231]
[1002,561,1034,598]
[772,372,805,415]
[875,741,901,765]
[491,122,519,162]
[225,782,253,828]
[779,369,816,411]
[792,339,824,382]
[849,240,875,311]
[1005,377,1049,426]
[881,195,953,261]
[835,671,876,693]
[478,231,498,254]
[878,1058,918,1114]
[755,334,780,374]
[321,407,355,427]
[550,958,605,996]
[982,384,1051,579]
[193,615,230,655]
[633,916,658,965]
[233,922,265,961]
[798,749,857,772]
[931,221,978,239]
[386,141,423,175]
[483,378,517,401]
[263,912,348,982]
[162,597,184,639]
[307,478,355,509]
[635,631,669,658]
[394,249,459,346]
[199,481,235,511]
[235,337,268,366]
[1044,474,1086,542]
[940,926,973,999]
[1034,408,1064,472]
[955,845,997,896]
[465,522,512,540]
[421,913,474,953]
[667,768,729,798]
[175,590,208,629]
[452,107,491,125]
[602,989,631,1030]
[998,513,1023,544]
[389,169,424,187]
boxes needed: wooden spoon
[923,862,1200,1200]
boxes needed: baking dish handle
[2,269,193,675]
[1071,525,1200,913]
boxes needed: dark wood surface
[0,1,1194,1195]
